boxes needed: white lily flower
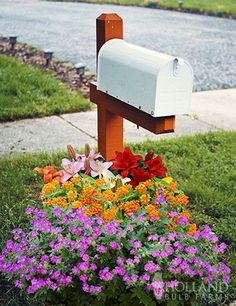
[101,169,131,189]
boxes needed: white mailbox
[97,39,193,117]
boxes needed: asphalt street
[0,0,236,91]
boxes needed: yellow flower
[163,177,173,184]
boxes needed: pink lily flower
[76,147,103,162]
[90,160,113,178]
[61,158,84,183]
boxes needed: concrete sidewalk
[0,88,235,156]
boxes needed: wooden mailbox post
[90,13,175,161]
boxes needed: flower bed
[0,145,231,306]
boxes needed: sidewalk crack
[58,115,97,141]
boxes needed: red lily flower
[110,147,142,178]
[130,167,151,187]
[144,155,167,178]
[145,150,154,161]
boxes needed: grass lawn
[0,131,236,304]
[71,0,236,17]
[0,54,91,122]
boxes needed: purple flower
[79,274,88,282]
[116,256,124,265]
[169,211,178,218]
[109,241,120,250]
[99,267,113,281]
[154,195,166,204]
[130,274,138,282]
[114,266,125,276]
[138,214,145,221]
[144,261,160,273]
[151,250,160,258]
[167,280,179,288]
[77,261,89,271]
[148,234,159,241]
[177,216,189,226]
[126,258,134,265]
[96,245,107,253]
[140,273,150,282]
[25,208,35,215]
[133,256,140,264]
[222,276,230,283]
[104,222,117,235]
[89,285,103,293]
[127,224,133,232]
[53,208,61,216]
[130,248,137,255]
[90,263,97,271]
[159,237,166,244]
[168,232,176,241]
[133,240,142,248]
[185,246,198,255]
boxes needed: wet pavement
[0,0,236,91]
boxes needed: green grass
[0,131,236,304]
[0,54,91,122]
[71,0,236,17]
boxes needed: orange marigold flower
[175,194,189,206]
[89,203,103,216]
[79,185,102,206]
[172,216,178,225]
[62,181,74,190]
[143,179,154,189]
[71,176,80,184]
[180,210,190,220]
[116,185,132,198]
[95,178,105,188]
[42,181,58,195]
[167,224,174,231]
[119,200,141,214]
[168,182,178,192]
[102,190,115,202]
[145,205,160,220]
[135,183,147,194]
[72,201,83,209]
[103,207,117,222]
[140,194,151,205]
[67,190,78,201]
[188,224,197,235]
[44,196,68,208]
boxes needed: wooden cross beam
[90,13,175,160]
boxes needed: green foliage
[0,55,90,121]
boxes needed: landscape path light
[44,49,53,67]
[9,36,17,51]
[75,62,86,83]
[178,0,183,8]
